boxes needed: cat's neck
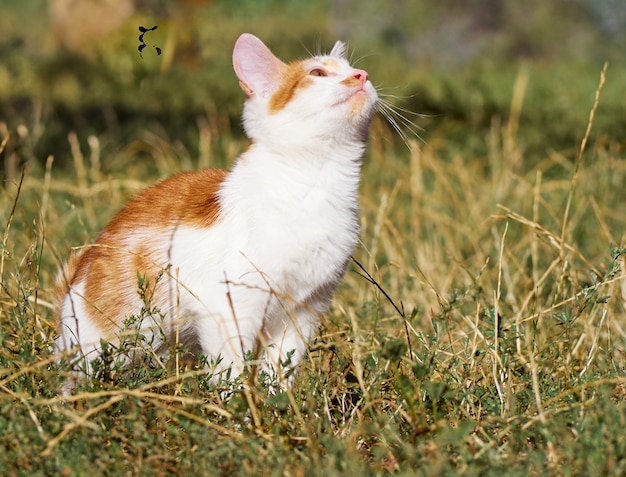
[244,138,366,172]
[224,140,363,209]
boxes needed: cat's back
[107,168,228,231]
[58,168,229,300]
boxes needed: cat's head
[233,33,377,150]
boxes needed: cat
[55,33,378,392]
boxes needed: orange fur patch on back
[108,168,228,231]
[269,60,312,113]
[59,168,228,334]
[74,240,166,334]
[55,251,81,298]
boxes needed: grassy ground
[2,1,626,475]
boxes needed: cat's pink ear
[233,34,285,98]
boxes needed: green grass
[2,2,626,476]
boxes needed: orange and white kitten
[55,33,377,389]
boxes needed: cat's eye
[309,68,327,77]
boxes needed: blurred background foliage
[0,0,624,179]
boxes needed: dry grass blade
[497,204,601,276]
[41,395,125,456]
[0,165,27,327]
[560,62,608,256]
[0,130,9,156]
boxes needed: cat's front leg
[193,294,270,382]
[261,307,320,386]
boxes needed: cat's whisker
[351,51,382,68]
[374,84,414,95]
[375,97,427,149]
[302,42,315,58]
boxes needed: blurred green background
[0,0,624,179]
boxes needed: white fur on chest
[219,145,360,297]
[166,149,360,317]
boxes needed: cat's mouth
[344,85,377,111]
[336,83,376,107]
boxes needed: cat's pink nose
[353,69,368,85]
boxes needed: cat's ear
[330,41,347,59]
[233,34,285,98]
